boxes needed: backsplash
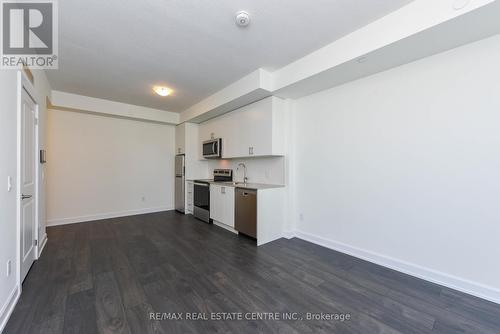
[208,157,285,185]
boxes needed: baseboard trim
[0,285,20,333]
[213,220,238,234]
[294,230,500,305]
[283,230,297,239]
[46,206,174,226]
[38,232,48,258]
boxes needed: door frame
[16,70,41,289]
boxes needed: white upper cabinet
[176,123,209,179]
[199,96,287,159]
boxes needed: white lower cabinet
[209,185,221,221]
[224,187,235,228]
[210,184,235,228]
[186,181,194,214]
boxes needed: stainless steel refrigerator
[175,154,185,213]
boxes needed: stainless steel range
[193,169,233,223]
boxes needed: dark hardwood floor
[4,211,500,334]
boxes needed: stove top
[194,169,233,184]
[214,169,233,182]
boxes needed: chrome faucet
[237,163,248,184]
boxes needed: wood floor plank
[68,224,93,295]
[4,211,500,334]
[94,272,131,334]
[125,302,166,334]
[62,289,98,334]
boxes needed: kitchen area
[174,97,288,246]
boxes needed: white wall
[292,34,500,303]
[0,70,21,330]
[32,69,53,245]
[46,109,175,225]
[0,69,51,331]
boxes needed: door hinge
[34,239,38,246]
[34,118,38,125]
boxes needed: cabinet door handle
[249,147,254,155]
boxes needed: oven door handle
[194,183,210,187]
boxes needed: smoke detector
[235,11,250,27]
[452,0,470,10]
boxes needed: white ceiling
[47,0,414,112]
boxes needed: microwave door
[203,142,215,156]
[203,139,221,158]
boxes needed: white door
[20,88,37,282]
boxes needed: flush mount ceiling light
[235,11,250,27]
[153,86,172,97]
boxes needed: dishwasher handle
[237,189,256,196]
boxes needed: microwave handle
[212,141,216,154]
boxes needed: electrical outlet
[141,196,146,202]
[299,213,304,221]
[6,260,11,277]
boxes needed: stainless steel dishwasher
[235,188,257,238]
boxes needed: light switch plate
[7,176,12,192]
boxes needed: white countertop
[220,182,285,190]
[186,179,284,190]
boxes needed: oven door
[202,139,221,158]
[194,183,210,210]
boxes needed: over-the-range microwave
[202,138,222,159]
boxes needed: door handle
[21,194,32,200]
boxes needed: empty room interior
[2,0,500,333]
